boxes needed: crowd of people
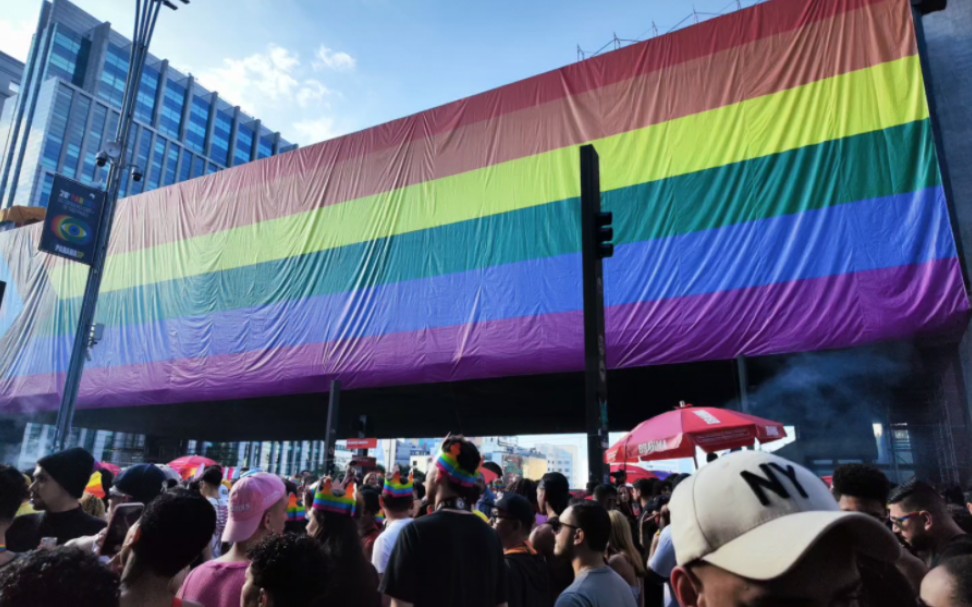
[1,439,972,607]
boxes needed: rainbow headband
[313,478,357,517]
[287,493,306,522]
[382,472,415,499]
[436,444,480,488]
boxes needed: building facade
[0,52,24,115]
[0,0,296,210]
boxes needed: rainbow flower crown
[382,471,415,499]
[313,478,357,517]
[436,443,480,488]
[287,493,306,522]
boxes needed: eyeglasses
[548,519,579,534]
[890,512,923,529]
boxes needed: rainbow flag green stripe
[49,56,928,299]
[37,119,937,341]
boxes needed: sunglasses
[548,519,579,534]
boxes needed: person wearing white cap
[668,451,901,607]
[177,472,287,607]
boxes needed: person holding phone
[6,447,106,551]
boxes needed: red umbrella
[167,456,218,480]
[606,402,787,463]
[608,464,671,483]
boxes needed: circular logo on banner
[50,215,93,245]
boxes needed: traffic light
[595,211,614,259]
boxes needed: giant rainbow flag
[0,0,968,413]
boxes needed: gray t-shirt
[554,566,638,607]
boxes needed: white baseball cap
[669,451,900,580]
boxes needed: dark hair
[941,555,972,604]
[570,501,612,553]
[540,472,570,514]
[0,465,28,522]
[250,534,328,606]
[632,478,656,497]
[440,436,483,502]
[309,509,376,602]
[200,465,222,486]
[132,488,216,578]
[413,481,426,501]
[358,486,381,516]
[832,464,891,503]
[593,484,618,502]
[0,547,119,606]
[507,478,539,513]
[888,480,946,516]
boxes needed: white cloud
[296,80,331,109]
[195,43,356,146]
[292,116,344,144]
[0,18,36,62]
[314,46,356,72]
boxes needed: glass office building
[0,0,296,209]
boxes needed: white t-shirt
[648,526,678,607]
[371,517,414,574]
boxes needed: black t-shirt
[7,509,106,552]
[505,550,553,607]
[380,509,507,607]
[932,533,972,568]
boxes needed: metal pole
[323,380,341,476]
[735,356,750,413]
[580,144,611,487]
[52,1,181,450]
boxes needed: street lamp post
[52,0,189,451]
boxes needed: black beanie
[37,447,95,499]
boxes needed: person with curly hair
[0,546,119,607]
[242,534,328,607]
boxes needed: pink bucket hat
[222,472,286,544]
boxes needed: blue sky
[2,0,763,145]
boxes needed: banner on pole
[38,176,105,265]
[345,438,377,450]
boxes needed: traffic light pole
[580,144,613,488]
[52,0,188,451]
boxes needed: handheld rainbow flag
[84,471,105,500]
[313,478,357,517]
[287,493,306,523]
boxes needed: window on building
[135,64,161,124]
[61,94,91,179]
[38,173,55,208]
[164,143,179,186]
[158,80,186,139]
[47,29,83,85]
[185,93,209,154]
[257,133,274,159]
[191,155,204,178]
[98,44,130,109]
[210,109,233,166]
[180,151,193,182]
[41,87,74,172]
[147,137,165,190]
[81,103,108,184]
[234,123,253,166]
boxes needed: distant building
[0,0,296,209]
[0,52,23,114]
[534,443,578,487]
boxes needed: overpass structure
[1,0,970,480]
